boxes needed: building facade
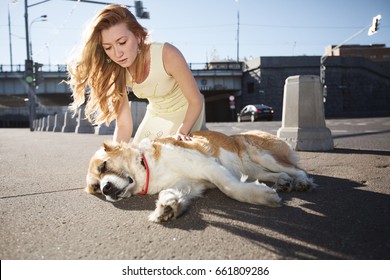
[239,46,390,120]
[325,44,390,62]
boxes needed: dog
[86,130,314,222]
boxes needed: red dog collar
[138,153,149,195]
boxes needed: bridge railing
[1,62,243,73]
[0,64,68,73]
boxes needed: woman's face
[101,22,140,68]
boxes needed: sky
[1,0,389,67]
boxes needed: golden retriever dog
[86,130,314,222]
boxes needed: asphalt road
[1,117,389,260]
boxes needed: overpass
[0,62,243,126]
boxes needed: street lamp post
[29,15,47,60]
[24,0,36,131]
[8,3,14,71]
[236,0,240,62]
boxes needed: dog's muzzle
[101,175,134,202]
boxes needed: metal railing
[1,62,243,73]
[0,64,68,73]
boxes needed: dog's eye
[98,161,107,173]
[92,184,100,192]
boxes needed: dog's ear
[103,142,119,153]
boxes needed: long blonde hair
[67,4,148,125]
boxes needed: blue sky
[1,0,389,66]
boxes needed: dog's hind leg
[203,164,281,207]
[248,152,315,192]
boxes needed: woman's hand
[174,132,192,141]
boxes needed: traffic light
[134,1,150,19]
[320,64,326,85]
[34,62,44,87]
[25,59,34,84]
[368,14,381,36]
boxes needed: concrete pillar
[277,75,334,151]
[61,110,77,133]
[75,107,95,134]
[53,113,64,132]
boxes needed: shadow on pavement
[129,175,386,259]
[332,129,390,140]
[88,171,390,259]
[327,148,390,156]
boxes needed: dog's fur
[86,130,314,222]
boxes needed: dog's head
[86,142,146,202]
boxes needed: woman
[67,4,205,144]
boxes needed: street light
[29,15,47,60]
[320,14,381,103]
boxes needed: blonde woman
[67,4,205,144]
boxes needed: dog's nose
[102,182,114,195]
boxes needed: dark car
[237,104,274,122]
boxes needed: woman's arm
[113,93,133,143]
[162,43,203,139]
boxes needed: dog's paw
[273,174,294,192]
[250,182,282,207]
[148,203,177,222]
[148,190,185,223]
[293,176,316,192]
[262,190,282,207]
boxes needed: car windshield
[254,104,269,109]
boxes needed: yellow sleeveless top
[126,42,188,115]
[126,42,204,144]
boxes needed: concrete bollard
[33,119,38,131]
[53,113,64,132]
[277,75,334,151]
[75,107,95,134]
[36,118,41,131]
[46,114,55,131]
[95,121,115,135]
[61,110,77,133]
[131,101,147,136]
[40,117,47,131]
[94,101,147,136]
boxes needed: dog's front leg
[148,184,204,223]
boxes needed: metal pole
[24,0,30,60]
[25,0,35,131]
[236,0,240,62]
[8,4,13,71]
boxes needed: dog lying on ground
[86,130,314,222]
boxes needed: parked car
[237,104,274,122]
